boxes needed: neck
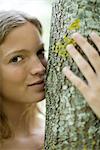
[2,100,39,138]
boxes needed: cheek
[2,66,27,83]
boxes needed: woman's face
[0,22,47,104]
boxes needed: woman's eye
[37,49,45,58]
[9,56,24,63]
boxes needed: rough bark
[45,0,100,149]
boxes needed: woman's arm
[63,32,100,118]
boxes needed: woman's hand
[63,32,100,118]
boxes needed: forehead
[0,22,42,57]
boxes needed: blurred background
[0,0,53,58]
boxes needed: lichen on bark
[45,0,100,149]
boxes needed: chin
[37,92,45,102]
[31,90,45,103]
[23,89,45,104]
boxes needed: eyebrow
[3,43,44,58]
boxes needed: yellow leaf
[68,18,80,30]
[83,144,87,150]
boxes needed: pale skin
[63,32,100,118]
[0,20,100,150]
[0,22,46,150]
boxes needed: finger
[72,33,100,72]
[90,32,100,52]
[66,44,96,86]
[62,67,88,95]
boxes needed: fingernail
[67,44,73,50]
[62,67,67,75]
[91,31,96,37]
[62,67,70,75]
[71,32,79,38]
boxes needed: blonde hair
[0,10,43,143]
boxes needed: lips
[28,80,44,86]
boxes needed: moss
[52,18,80,58]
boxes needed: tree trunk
[45,0,100,149]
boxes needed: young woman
[0,10,100,150]
[0,10,46,150]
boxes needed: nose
[29,56,46,76]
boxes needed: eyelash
[37,49,45,58]
[9,55,24,64]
